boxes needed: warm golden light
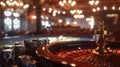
[96,7,100,11]
[87,16,95,29]
[61,61,67,65]
[32,15,36,20]
[48,8,52,13]
[52,13,56,16]
[59,0,76,9]
[0,0,29,10]
[58,19,63,23]
[42,8,46,11]
[73,14,84,19]
[57,11,61,14]
[70,9,82,15]
[89,0,99,5]
[119,7,120,10]
[70,63,76,67]
[45,16,49,20]
[62,11,66,14]
[92,8,96,12]
[73,21,77,24]
[112,6,115,10]
[92,6,120,12]
[70,9,83,19]
[103,6,107,10]
[41,15,44,19]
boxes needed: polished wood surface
[36,41,95,67]
[36,40,120,67]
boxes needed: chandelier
[70,9,84,19]
[59,0,76,10]
[70,9,83,15]
[0,0,29,10]
[89,0,99,6]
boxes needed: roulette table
[36,37,120,67]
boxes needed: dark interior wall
[94,10,120,32]
[0,8,4,31]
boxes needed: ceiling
[42,0,120,14]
